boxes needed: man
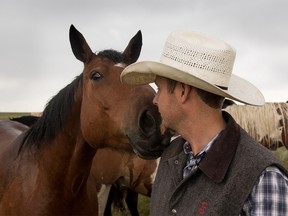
[121,31,288,215]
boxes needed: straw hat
[121,31,265,106]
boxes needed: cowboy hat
[120,30,265,106]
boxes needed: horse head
[70,25,171,158]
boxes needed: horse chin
[126,128,174,159]
[132,147,164,160]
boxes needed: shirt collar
[183,131,222,157]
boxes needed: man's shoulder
[235,128,287,174]
[160,136,185,160]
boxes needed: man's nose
[153,95,158,106]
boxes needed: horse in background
[9,116,39,127]
[0,25,171,215]
[103,185,140,216]
[223,100,288,150]
[91,148,158,216]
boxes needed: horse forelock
[18,74,83,155]
[96,49,129,64]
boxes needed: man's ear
[180,83,192,103]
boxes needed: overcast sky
[0,0,287,112]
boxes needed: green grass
[112,194,150,216]
[272,146,288,169]
[0,112,31,119]
[137,195,150,215]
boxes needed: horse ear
[122,30,142,64]
[69,25,93,63]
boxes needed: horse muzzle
[125,107,174,159]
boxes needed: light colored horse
[224,102,288,150]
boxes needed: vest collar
[198,111,240,183]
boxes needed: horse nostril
[139,110,156,136]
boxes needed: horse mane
[18,49,127,155]
[18,74,83,155]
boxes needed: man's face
[154,76,177,129]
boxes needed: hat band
[217,85,228,90]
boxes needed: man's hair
[195,88,224,109]
[166,78,224,109]
[167,78,177,93]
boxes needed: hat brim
[121,61,265,106]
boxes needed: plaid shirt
[183,143,288,215]
[240,166,288,216]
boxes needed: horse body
[0,118,98,215]
[0,25,170,215]
[224,102,288,149]
[8,116,158,215]
[0,120,28,146]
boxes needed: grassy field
[0,112,31,119]
[111,194,150,216]
[272,146,288,169]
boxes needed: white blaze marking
[114,63,126,68]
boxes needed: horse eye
[90,72,102,81]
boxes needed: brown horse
[0,25,171,216]
[224,101,288,150]
[9,116,157,215]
